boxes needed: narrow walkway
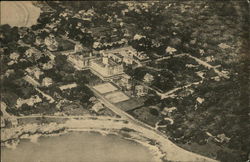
[146,53,229,99]
[188,54,229,79]
[157,81,202,99]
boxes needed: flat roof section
[93,82,118,94]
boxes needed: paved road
[144,53,229,99]
[60,24,218,162]
[88,85,153,128]
[16,115,122,121]
[155,53,187,62]
[187,54,229,79]
[87,85,218,162]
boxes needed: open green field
[57,37,75,51]
[115,97,145,112]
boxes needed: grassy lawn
[56,37,75,51]
[18,117,68,125]
[115,97,145,112]
[80,70,104,86]
[129,106,159,126]
[133,56,205,92]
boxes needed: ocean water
[1,131,153,162]
[1,1,40,27]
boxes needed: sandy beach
[1,116,218,162]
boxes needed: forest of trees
[1,1,249,161]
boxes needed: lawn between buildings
[1,1,248,161]
[124,53,247,161]
[128,72,248,161]
[133,55,210,93]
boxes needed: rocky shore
[1,117,217,162]
[1,118,164,162]
[1,123,67,149]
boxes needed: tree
[74,71,89,84]
[19,103,33,115]
[149,108,159,116]
[17,46,29,55]
[216,150,245,162]
[144,93,161,106]
[55,55,67,67]
[23,31,36,44]
[37,55,50,64]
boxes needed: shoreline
[0,1,41,27]
[67,128,165,162]
[1,120,164,162]
[1,117,218,162]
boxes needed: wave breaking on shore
[1,117,218,162]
